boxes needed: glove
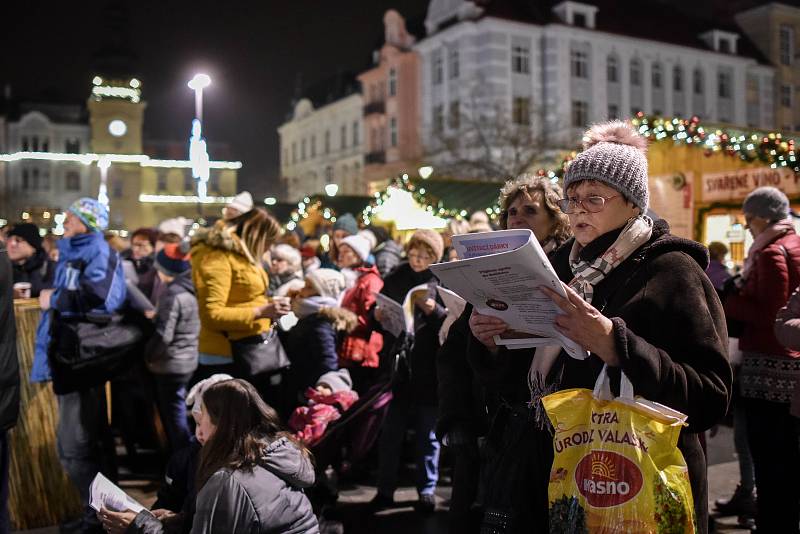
[186,374,234,415]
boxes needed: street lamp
[97,156,111,208]
[325,184,339,197]
[188,73,211,204]
[418,165,434,179]
[187,73,211,122]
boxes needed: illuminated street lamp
[418,165,434,179]
[187,73,211,122]
[325,183,339,197]
[97,156,111,208]
[188,74,211,203]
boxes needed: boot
[714,484,756,517]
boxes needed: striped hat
[155,242,192,276]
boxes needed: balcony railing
[365,151,386,164]
[363,101,385,116]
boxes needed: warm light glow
[325,183,339,197]
[139,194,234,204]
[0,151,241,169]
[108,119,127,137]
[43,211,51,219]
[97,156,111,171]
[92,85,141,103]
[371,187,447,230]
[188,73,211,91]
[418,166,434,179]
[130,78,141,89]
[92,76,103,86]
[21,212,30,220]
[264,197,277,205]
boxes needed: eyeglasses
[557,195,620,214]
[407,251,433,262]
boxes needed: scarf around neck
[292,295,339,319]
[742,218,795,280]
[567,215,654,303]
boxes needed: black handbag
[229,326,290,377]
[48,311,145,395]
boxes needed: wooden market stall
[8,299,81,529]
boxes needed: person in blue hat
[33,197,127,534]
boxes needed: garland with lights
[285,196,341,232]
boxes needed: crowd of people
[2,119,800,533]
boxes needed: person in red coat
[337,234,384,393]
[724,186,800,534]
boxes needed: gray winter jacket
[130,436,318,534]
[145,270,200,376]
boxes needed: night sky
[0,0,430,200]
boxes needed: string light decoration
[285,196,340,232]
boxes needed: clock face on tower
[108,119,127,137]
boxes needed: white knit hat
[158,217,189,238]
[306,268,346,299]
[340,235,371,263]
[358,229,378,251]
[227,191,254,214]
[271,244,302,273]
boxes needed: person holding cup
[189,208,290,403]
[6,222,56,298]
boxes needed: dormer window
[699,30,739,55]
[552,1,599,29]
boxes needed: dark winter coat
[11,248,56,298]
[145,270,200,376]
[284,306,358,400]
[467,220,731,533]
[374,239,404,277]
[0,244,20,432]
[379,262,446,406]
[725,229,800,357]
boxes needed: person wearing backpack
[34,198,127,534]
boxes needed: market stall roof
[409,177,505,214]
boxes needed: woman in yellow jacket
[190,208,289,399]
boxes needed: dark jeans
[153,373,193,452]
[0,431,9,534]
[744,397,800,534]
[57,386,116,527]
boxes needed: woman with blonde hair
[190,208,291,400]
[497,173,571,252]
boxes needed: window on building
[433,52,444,84]
[65,139,81,153]
[781,25,795,66]
[340,125,347,150]
[782,84,792,107]
[449,100,460,129]
[21,169,29,190]
[325,166,334,184]
[184,173,194,192]
[389,68,397,96]
[571,100,588,127]
[342,164,349,179]
[607,56,618,83]
[719,39,731,54]
[301,138,307,161]
[433,104,444,134]
[573,12,587,28]
[325,130,330,153]
[630,59,641,86]
[21,137,29,151]
[310,136,316,158]
[292,142,297,164]
[390,117,398,147]
[693,69,704,94]
[512,45,530,74]
[352,121,360,146]
[31,137,39,152]
[42,139,49,152]
[41,172,50,190]
[110,177,122,198]
[209,174,220,195]
[608,104,619,119]
[512,97,531,125]
[652,63,662,89]
[282,148,288,167]
[673,66,683,92]
[571,49,589,79]
[66,171,80,191]
[32,168,39,190]
[718,71,732,98]
[157,171,167,192]
[449,48,460,79]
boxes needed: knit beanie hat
[7,223,43,251]
[409,229,444,261]
[271,244,302,273]
[68,197,108,232]
[227,191,254,214]
[743,186,790,221]
[468,211,492,233]
[333,213,359,236]
[316,368,353,394]
[155,242,192,276]
[306,268,346,299]
[563,121,650,211]
[158,217,189,238]
[358,229,378,251]
[340,234,371,263]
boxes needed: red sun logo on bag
[575,450,643,507]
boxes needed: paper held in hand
[436,286,466,320]
[89,472,149,514]
[375,283,431,337]
[429,229,589,360]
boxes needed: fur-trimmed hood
[191,220,256,264]
[318,306,358,333]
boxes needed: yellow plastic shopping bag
[543,366,695,534]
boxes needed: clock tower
[87,77,146,154]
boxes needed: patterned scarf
[568,215,654,304]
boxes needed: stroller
[309,333,413,522]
